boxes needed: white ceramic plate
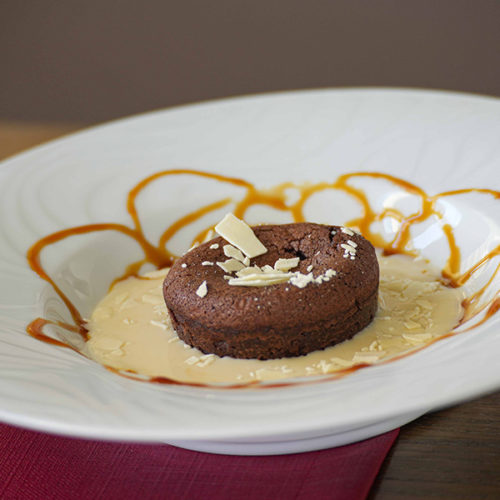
[1,88,500,455]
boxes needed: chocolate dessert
[163,221,379,360]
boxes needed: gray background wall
[1,0,499,123]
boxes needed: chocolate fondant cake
[163,222,379,360]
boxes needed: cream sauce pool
[86,254,464,384]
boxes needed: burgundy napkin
[0,423,398,500]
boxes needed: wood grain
[0,121,85,160]
[370,390,500,500]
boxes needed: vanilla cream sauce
[86,255,464,384]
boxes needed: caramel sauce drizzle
[25,169,500,388]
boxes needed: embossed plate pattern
[0,89,499,454]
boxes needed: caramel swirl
[26,169,500,388]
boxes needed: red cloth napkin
[0,423,398,500]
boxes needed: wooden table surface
[1,121,499,500]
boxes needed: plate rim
[1,86,500,446]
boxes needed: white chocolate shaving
[196,281,208,298]
[236,266,264,277]
[274,257,300,272]
[197,354,216,367]
[352,352,384,364]
[150,320,167,330]
[228,276,292,287]
[403,332,433,344]
[231,272,293,282]
[340,243,357,254]
[217,259,245,273]
[223,244,246,263]
[289,272,314,288]
[215,213,267,258]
